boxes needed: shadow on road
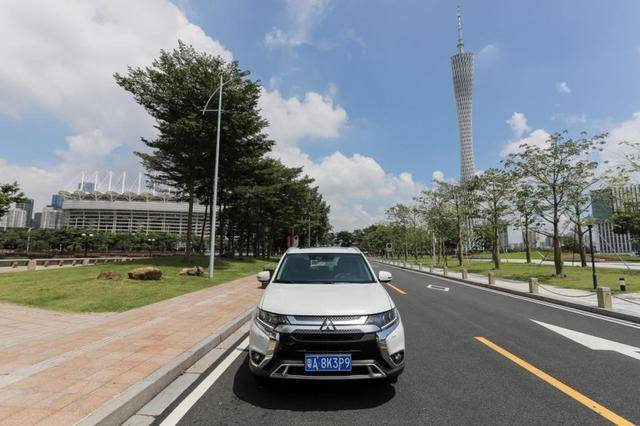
[232,356,396,411]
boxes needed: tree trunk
[575,205,587,267]
[185,180,194,263]
[199,202,209,255]
[553,221,563,276]
[577,227,587,267]
[523,222,532,264]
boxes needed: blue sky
[1,0,640,230]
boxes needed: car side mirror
[257,270,271,283]
[378,271,392,283]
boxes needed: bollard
[462,269,468,280]
[528,277,539,294]
[619,277,626,292]
[429,265,434,273]
[488,272,496,285]
[597,287,612,309]
[443,267,448,277]
[27,259,37,271]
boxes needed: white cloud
[478,43,498,59]
[506,112,531,138]
[0,0,232,210]
[598,112,640,173]
[259,87,424,229]
[551,113,587,125]
[500,128,550,157]
[556,81,571,94]
[258,88,347,148]
[500,112,550,157]
[265,0,332,47]
[1,0,421,230]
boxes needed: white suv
[249,247,405,381]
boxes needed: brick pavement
[0,275,262,425]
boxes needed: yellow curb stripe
[386,282,406,295]
[475,337,633,426]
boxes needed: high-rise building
[450,6,476,182]
[40,206,64,230]
[79,182,95,192]
[590,186,639,254]
[51,194,64,209]
[0,205,27,230]
[15,199,34,227]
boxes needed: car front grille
[276,331,381,361]
[291,331,364,341]
[291,315,364,322]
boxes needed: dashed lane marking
[426,284,450,292]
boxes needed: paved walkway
[377,260,640,318]
[0,275,262,425]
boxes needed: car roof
[285,246,362,254]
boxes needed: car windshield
[273,253,374,284]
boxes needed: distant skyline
[1,1,640,230]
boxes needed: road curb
[78,307,255,426]
[374,261,640,325]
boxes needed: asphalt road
[159,262,640,425]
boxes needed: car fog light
[250,350,265,364]
[391,351,404,364]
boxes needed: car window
[274,253,374,284]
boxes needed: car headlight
[256,309,288,330]
[366,308,398,330]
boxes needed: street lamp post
[26,228,33,253]
[202,70,249,279]
[587,223,598,290]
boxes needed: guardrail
[0,257,141,271]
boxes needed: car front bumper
[249,315,405,380]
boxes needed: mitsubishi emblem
[320,318,336,331]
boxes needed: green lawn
[0,256,276,313]
[396,259,639,293]
[469,251,640,263]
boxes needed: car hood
[259,282,394,316]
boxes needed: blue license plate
[305,354,352,372]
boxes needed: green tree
[513,180,538,264]
[115,42,271,261]
[0,182,25,220]
[505,131,603,277]
[471,168,514,269]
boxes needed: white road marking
[532,320,640,361]
[373,262,640,331]
[160,337,249,426]
[427,284,450,292]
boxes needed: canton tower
[450,5,476,182]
